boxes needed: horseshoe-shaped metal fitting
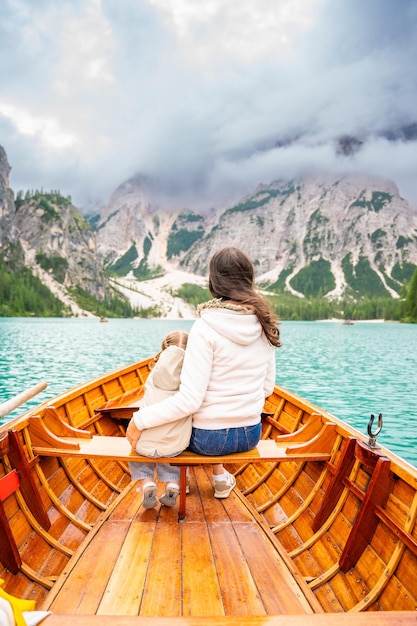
[367,413,383,447]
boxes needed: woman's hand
[126,419,142,450]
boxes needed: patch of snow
[111,268,208,319]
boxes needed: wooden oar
[0,381,47,419]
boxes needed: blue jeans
[188,422,261,456]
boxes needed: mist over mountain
[1,143,417,319]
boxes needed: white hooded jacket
[133,299,276,432]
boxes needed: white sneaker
[142,481,158,509]
[159,483,180,507]
[214,471,236,499]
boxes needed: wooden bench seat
[95,390,144,419]
[31,434,334,463]
[29,415,336,520]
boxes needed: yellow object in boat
[0,579,35,626]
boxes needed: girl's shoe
[142,481,158,509]
[214,471,236,499]
[159,483,180,507]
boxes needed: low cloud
[1,0,417,211]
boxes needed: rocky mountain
[14,192,106,299]
[96,173,417,304]
[1,143,417,318]
[0,146,115,316]
[0,146,22,260]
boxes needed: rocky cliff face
[182,175,417,298]
[14,193,107,300]
[96,175,199,276]
[0,146,22,263]
[0,147,111,314]
[96,173,417,301]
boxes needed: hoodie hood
[197,298,262,346]
[152,345,185,391]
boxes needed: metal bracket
[367,413,383,448]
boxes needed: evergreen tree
[406,267,417,322]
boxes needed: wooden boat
[1,356,416,626]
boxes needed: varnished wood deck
[43,466,317,618]
[43,614,417,626]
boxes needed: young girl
[128,330,190,509]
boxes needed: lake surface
[0,317,416,467]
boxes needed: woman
[126,246,281,498]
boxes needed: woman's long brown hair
[208,247,281,347]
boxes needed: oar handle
[0,381,47,419]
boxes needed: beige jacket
[135,345,192,456]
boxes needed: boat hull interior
[1,357,416,623]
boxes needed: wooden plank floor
[44,466,315,618]
[42,614,417,626]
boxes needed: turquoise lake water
[0,317,416,467]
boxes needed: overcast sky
[1,0,417,211]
